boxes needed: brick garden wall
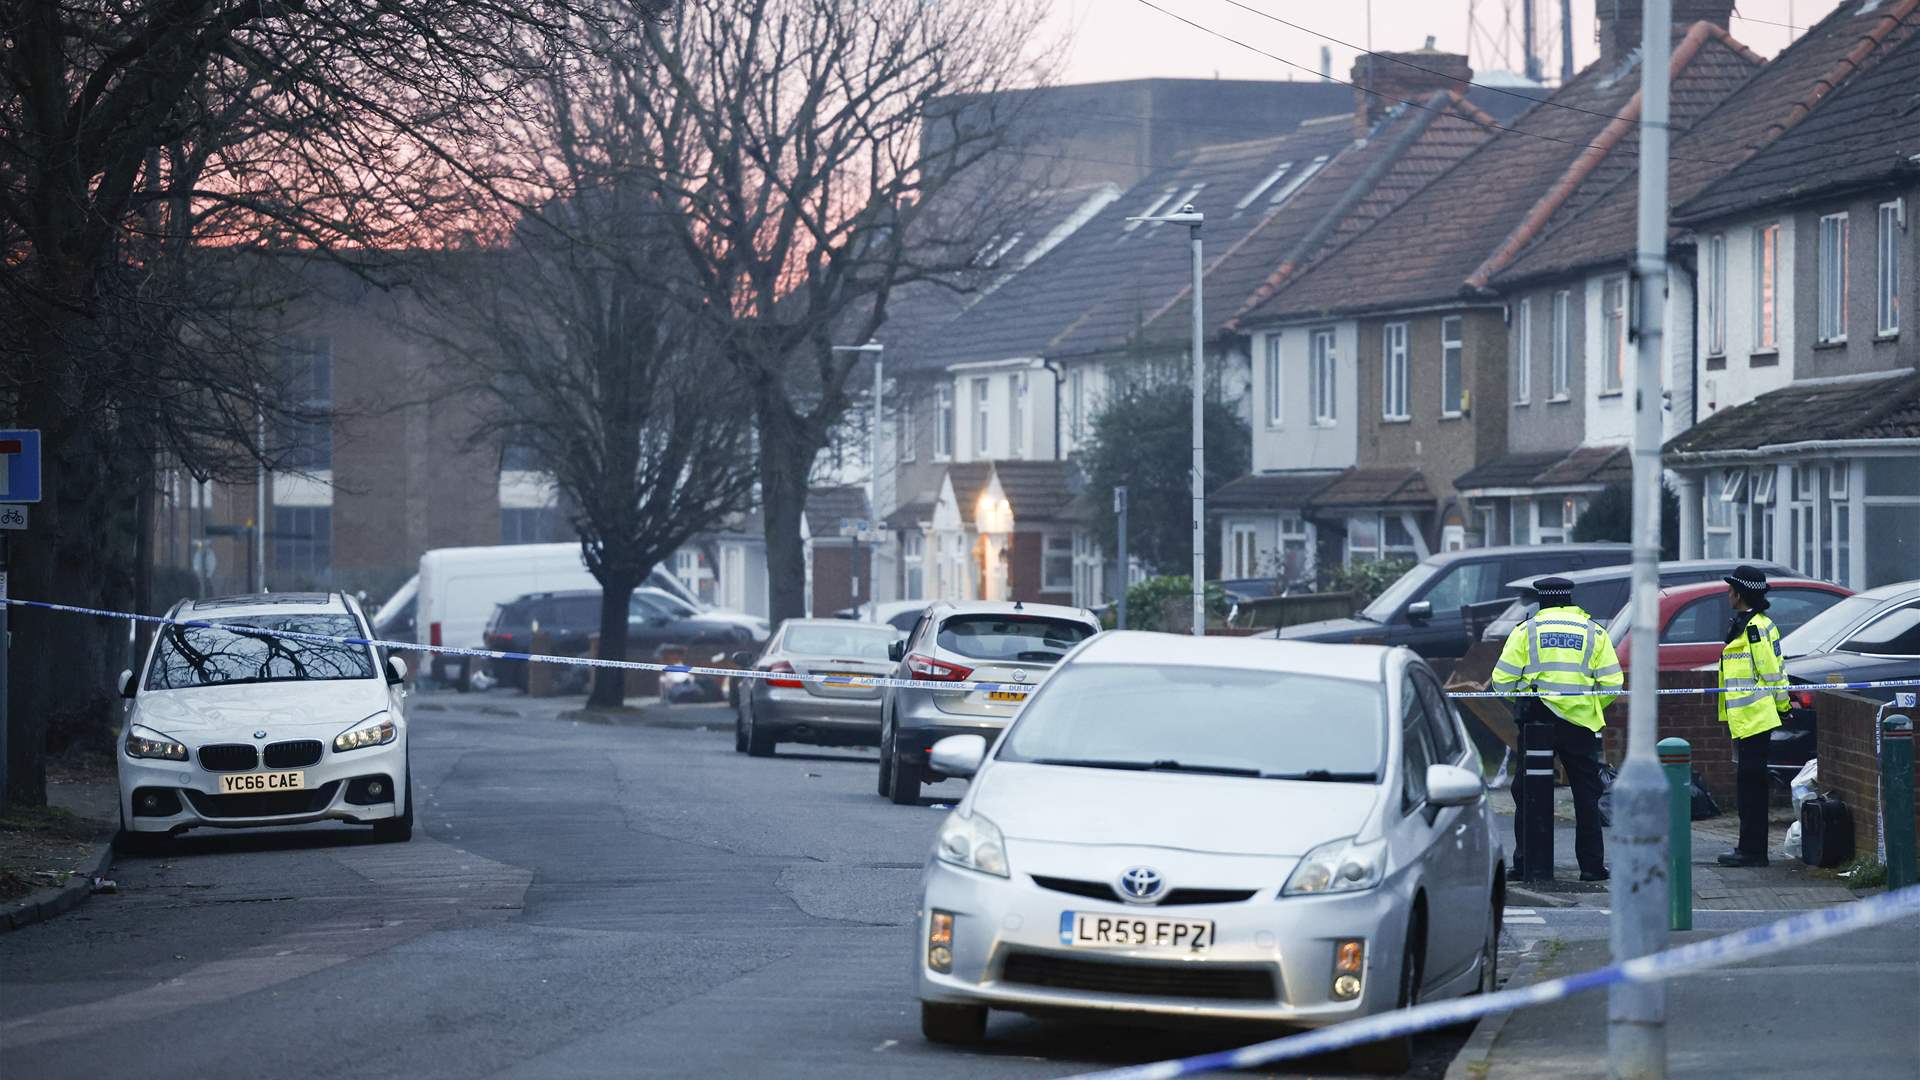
[1815,690,1920,855]
[1600,670,1735,802]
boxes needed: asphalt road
[0,693,1469,1079]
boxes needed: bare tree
[617,0,1052,623]
[0,0,666,803]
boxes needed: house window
[1264,334,1284,427]
[1382,515,1418,559]
[1512,300,1531,405]
[1510,499,1531,546]
[1536,496,1577,543]
[1863,456,1920,586]
[897,394,916,462]
[269,506,331,588]
[1749,468,1776,563]
[276,337,333,471]
[1042,533,1073,591]
[971,376,990,457]
[1010,372,1026,457]
[1755,222,1780,352]
[1382,322,1409,420]
[1229,523,1260,579]
[501,507,561,545]
[1279,514,1310,583]
[1878,201,1902,336]
[1066,366,1086,444]
[1704,470,1734,558]
[1818,212,1848,343]
[935,385,954,459]
[1440,316,1465,417]
[1550,290,1571,398]
[1601,275,1626,394]
[903,532,925,598]
[1347,514,1381,563]
[1071,529,1103,608]
[1706,233,1727,355]
[1309,328,1336,425]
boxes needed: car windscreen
[780,624,897,659]
[997,663,1384,779]
[1778,594,1881,657]
[1360,561,1439,622]
[936,615,1095,663]
[145,615,376,689]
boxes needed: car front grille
[184,781,340,819]
[1000,951,1277,1002]
[263,740,323,768]
[1030,875,1259,907]
[198,744,259,772]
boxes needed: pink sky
[1051,1,1841,86]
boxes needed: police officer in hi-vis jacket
[1717,565,1791,868]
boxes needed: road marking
[1506,915,1547,925]
[872,1039,898,1052]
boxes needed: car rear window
[936,615,1094,662]
[145,615,375,689]
[781,624,897,659]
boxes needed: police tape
[3,596,1918,700]
[1066,883,1920,1080]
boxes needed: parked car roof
[1074,629,1393,680]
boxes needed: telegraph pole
[1114,486,1128,630]
[1610,0,1672,1075]
[1186,209,1205,637]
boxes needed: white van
[375,543,699,686]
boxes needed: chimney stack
[1351,37,1473,139]
[1598,0,1734,67]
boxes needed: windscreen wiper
[1265,769,1378,782]
[1146,759,1263,777]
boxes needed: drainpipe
[1041,358,1064,460]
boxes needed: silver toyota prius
[911,631,1501,1073]
[735,619,902,756]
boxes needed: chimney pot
[1350,40,1473,139]
[1598,1,1734,67]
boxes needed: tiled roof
[1211,471,1340,510]
[1454,450,1568,490]
[1310,467,1434,509]
[1537,445,1631,487]
[945,463,993,523]
[1675,11,1920,222]
[883,491,937,530]
[1458,446,1631,490]
[1502,3,1918,282]
[991,460,1084,523]
[1666,371,1920,456]
[1250,21,1749,321]
[804,486,873,537]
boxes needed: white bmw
[116,592,414,849]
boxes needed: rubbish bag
[1690,769,1721,820]
[1596,762,1619,829]
[1790,759,1819,817]
[1781,820,1803,860]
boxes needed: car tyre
[745,706,776,757]
[877,719,896,796]
[373,767,415,843]
[733,700,749,754]
[889,747,923,806]
[1349,912,1421,1075]
[920,1001,986,1046]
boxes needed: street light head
[831,342,884,354]
[1125,204,1204,227]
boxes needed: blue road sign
[0,430,41,504]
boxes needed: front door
[1230,524,1259,579]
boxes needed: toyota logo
[1117,866,1166,903]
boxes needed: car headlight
[333,713,396,753]
[935,811,1010,878]
[1282,836,1386,896]
[125,724,188,761]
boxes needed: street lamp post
[1126,204,1206,636]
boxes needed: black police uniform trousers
[1513,700,1608,877]
[1734,730,1772,857]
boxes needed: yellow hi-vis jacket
[1491,604,1623,733]
[1719,611,1788,740]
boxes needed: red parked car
[1605,578,1854,672]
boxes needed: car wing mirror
[888,640,905,663]
[118,669,137,699]
[729,650,755,668]
[928,734,988,779]
[1406,600,1433,623]
[1426,762,1483,807]
[385,655,409,685]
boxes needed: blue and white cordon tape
[1065,883,1920,1079]
[3,596,1917,699]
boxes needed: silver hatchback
[878,601,1100,805]
[735,619,902,756]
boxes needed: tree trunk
[587,576,640,709]
[758,409,812,625]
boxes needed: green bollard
[1882,715,1915,891]
[1658,737,1693,930]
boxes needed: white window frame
[1535,496,1578,544]
[1440,315,1465,418]
[1009,372,1026,457]
[934,384,954,460]
[1601,274,1627,394]
[1309,328,1337,426]
[1264,334,1284,428]
[902,531,925,598]
[1706,233,1727,356]
[1550,290,1571,399]
[1818,212,1848,343]
[1877,200,1902,336]
[1755,222,1781,352]
[1228,523,1260,579]
[1512,300,1531,405]
[1383,322,1409,420]
[898,393,916,462]
[1041,532,1074,592]
[971,376,990,458]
